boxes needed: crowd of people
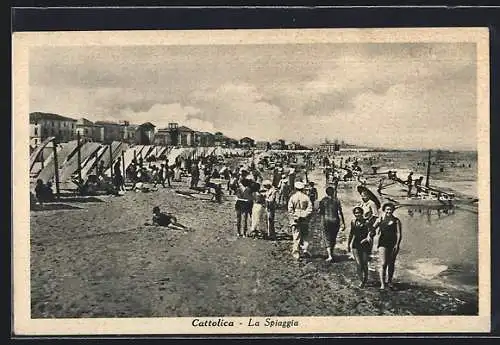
[32,147,404,290]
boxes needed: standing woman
[372,202,402,290]
[348,206,373,287]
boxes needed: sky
[29,43,477,150]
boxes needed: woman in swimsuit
[372,202,402,290]
[348,206,374,287]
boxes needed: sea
[313,150,480,295]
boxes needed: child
[308,181,318,209]
[148,206,189,230]
[212,183,223,203]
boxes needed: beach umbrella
[356,185,381,210]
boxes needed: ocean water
[310,150,479,292]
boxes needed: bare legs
[236,209,249,237]
[378,247,398,289]
[352,248,369,287]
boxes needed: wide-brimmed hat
[382,202,396,211]
[352,206,364,214]
[262,179,272,187]
[357,185,381,209]
[294,181,305,190]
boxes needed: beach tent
[36,141,80,183]
[102,142,129,177]
[58,142,101,183]
[29,136,56,172]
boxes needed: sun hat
[353,206,363,214]
[262,179,272,186]
[382,202,396,211]
[294,181,305,190]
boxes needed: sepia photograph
[12,28,490,335]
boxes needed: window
[52,121,55,127]
[34,127,38,135]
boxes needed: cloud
[29,43,478,149]
[118,103,214,132]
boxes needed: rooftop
[30,112,77,123]
[139,122,156,128]
[178,125,194,132]
[94,120,122,126]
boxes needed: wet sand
[30,169,478,318]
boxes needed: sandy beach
[30,165,478,318]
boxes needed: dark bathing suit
[153,213,173,227]
[350,219,371,251]
[377,217,399,248]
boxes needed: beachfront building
[200,132,215,147]
[75,118,104,142]
[94,121,124,144]
[29,112,77,146]
[256,141,270,150]
[270,139,286,150]
[178,126,195,147]
[214,132,226,147]
[240,137,255,148]
[121,121,139,144]
[136,122,156,145]
[319,142,339,153]
[153,128,172,146]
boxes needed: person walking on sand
[233,178,253,237]
[406,172,414,197]
[307,181,318,209]
[318,186,346,263]
[288,181,313,260]
[372,202,402,290]
[348,206,374,287]
[250,184,267,238]
[113,157,125,193]
[263,179,278,240]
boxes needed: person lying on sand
[133,181,158,193]
[144,206,189,231]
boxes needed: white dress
[251,193,267,232]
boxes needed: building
[319,142,339,153]
[199,132,215,147]
[255,141,270,150]
[214,132,226,147]
[270,139,286,150]
[177,126,195,147]
[239,137,255,148]
[123,124,139,144]
[226,138,239,148]
[29,112,77,146]
[136,122,156,145]
[94,121,124,144]
[287,142,298,150]
[74,118,104,142]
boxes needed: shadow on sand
[31,203,83,212]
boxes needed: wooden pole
[77,132,82,183]
[122,149,125,180]
[425,150,432,188]
[109,143,114,179]
[52,140,60,199]
[94,149,99,175]
[41,149,44,169]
